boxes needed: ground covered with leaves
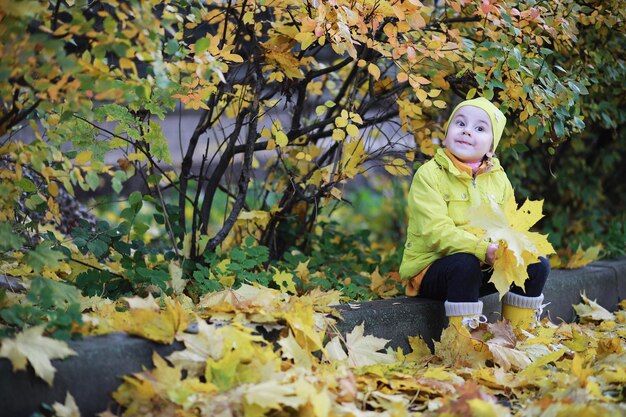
[2,284,625,417]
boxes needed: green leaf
[195,37,210,55]
[512,143,529,153]
[0,222,25,251]
[128,191,143,209]
[165,38,179,55]
[15,178,37,192]
[133,221,150,237]
[87,239,110,259]
[85,171,100,191]
[507,56,520,69]
[24,243,66,273]
[554,119,565,137]
[144,120,171,163]
[28,277,80,309]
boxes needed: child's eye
[476,126,484,132]
[456,120,465,126]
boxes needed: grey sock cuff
[444,300,483,317]
[502,292,544,309]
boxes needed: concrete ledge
[0,333,183,417]
[334,258,626,352]
[1,258,625,416]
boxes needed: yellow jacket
[399,148,514,292]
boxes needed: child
[399,97,550,332]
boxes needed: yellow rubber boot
[501,304,536,330]
[445,301,487,351]
[501,292,545,331]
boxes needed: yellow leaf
[52,392,81,417]
[48,181,59,197]
[434,325,491,368]
[75,150,93,165]
[0,325,77,385]
[487,344,531,371]
[416,88,428,102]
[490,243,533,297]
[243,378,307,410]
[295,31,317,50]
[324,322,396,367]
[433,100,447,108]
[294,259,311,282]
[273,269,297,294]
[275,130,288,147]
[283,299,325,352]
[467,398,510,417]
[243,11,254,24]
[261,127,272,138]
[405,335,432,362]
[572,292,615,323]
[520,348,567,375]
[563,244,602,269]
[124,293,160,311]
[278,331,314,369]
[368,63,381,80]
[346,123,359,138]
[467,197,555,298]
[168,320,222,376]
[341,139,366,178]
[349,112,363,124]
[335,116,348,128]
[332,128,346,141]
[397,71,409,83]
[112,298,191,343]
[168,260,188,295]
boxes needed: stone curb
[1,258,625,416]
[334,258,626,352]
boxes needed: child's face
[443,105,493,163]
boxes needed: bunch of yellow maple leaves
[3,284,625,417]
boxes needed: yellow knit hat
[445,97,507,151]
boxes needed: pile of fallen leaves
[2,285,625,417]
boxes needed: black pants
[419,253,550,302]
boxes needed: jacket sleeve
[408,168,490,262]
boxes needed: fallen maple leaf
[488,344,531,371]
[467,197,555,298]
[110,297,191,343]
[278,330,315,369]
[437,381,509,417]
[368,268,400,298]
[573,292,615,323]
[0,325,77,385]
[324,322,396,367]
[434,325,491,368]
[123,293,160,311]
[168,319,223,376]
[563,244,602,269]
[52,392,81,417]
[403,335,432,362]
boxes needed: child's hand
[486,243,499,265]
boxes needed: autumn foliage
[1,0,626,415]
